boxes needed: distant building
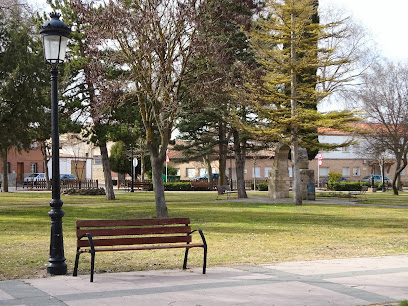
[310,126,406,185]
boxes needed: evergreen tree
[48,0,138,200]
[0,3,49,191]
[177,0,260,196]
[247,0,357,205]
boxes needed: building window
[93,155,102,165]
[186,168,195,178]
[252,167,261,178]
[319,167,329,177]
[7,162,11,174]
[199,168,206,176]
[264,167,273,178]
[30,163,38,174]
[342,167,350,177]
[353,167,360,176]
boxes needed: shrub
[164,182,192,191]
[328,181,362,191]
[328,171,342,182]
[257,182,269,191]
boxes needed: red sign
[318,153,323,160]
[318,159,323,166]
[165,154,170,163]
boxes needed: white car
[24,173,46,183]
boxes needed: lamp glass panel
[43,35,68,63]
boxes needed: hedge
[163,182,192,191]
[251,182,269,191]
[328,181,383,191]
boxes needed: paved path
[0,255,407,305]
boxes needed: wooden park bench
[349,185,368,202]
[216,185,238,200]
[190,181,215,190]
[128,181,151,191]
[73,218,207,282]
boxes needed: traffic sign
[318,159,323,166]
[166,154,170,163]
[318,153,323,160]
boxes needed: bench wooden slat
[76,218,190,228]
[77,235,192,248]
[76,225,191,238]
[81,243,205,253]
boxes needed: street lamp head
[39,12,71,65]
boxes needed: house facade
[309,129,407,185]
[0,134,93,185]
[167,145,276,183]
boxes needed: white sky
[31,0,408,61]
[320,0,408,61]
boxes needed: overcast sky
[320,0,408,61]
[32,0,407,61]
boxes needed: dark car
[192,173,230,183]
[361,175,391,184]
[191,173,219,182]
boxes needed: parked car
[24,173,46,184]
[361,175,392,184]
[60,174,77,180]
[191,173,219,182]
[191,173,229,183]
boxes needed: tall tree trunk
[149,146,168,218]
[203,155,213,186]
[233,129,247,198]
[1,148,8,192]
[140,153,145,182]
[40,141,51,190]
[291,10,302,205]
[392,154,407,195]
[100,143,115,200]
[218,121,227,185]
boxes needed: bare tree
[78,0,202,217]
[354,61,408,195]
[318,3,379,108]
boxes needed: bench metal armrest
[187,229,207,247]
[78,233,95,253]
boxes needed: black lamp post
[39,12,71,275]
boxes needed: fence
[19,179,98,190]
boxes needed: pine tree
[247,0,357,205]
[177,0,260,196]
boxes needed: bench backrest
[76,218,192,248]
[361,186,368,192]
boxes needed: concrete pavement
[0,255,407,305]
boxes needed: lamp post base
[47,261,67,275]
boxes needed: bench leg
[90,251,95,282]
[203,245,207,274]
[73,251,80,277]
[183,247,189,270]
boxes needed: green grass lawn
[0,191,407,280]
